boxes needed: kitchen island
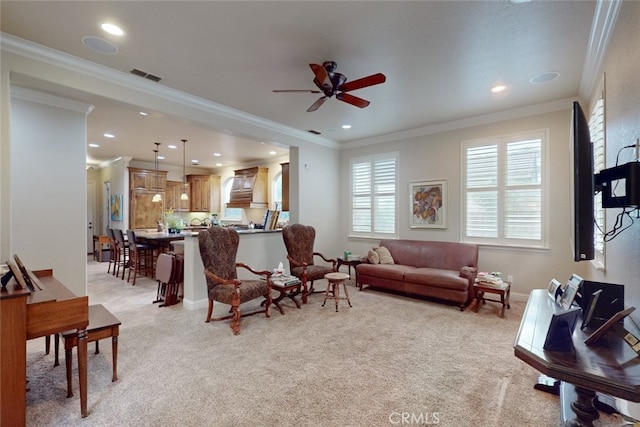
[181,229,287,310]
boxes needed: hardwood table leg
[111,331,118,382]
[77,329,88,417]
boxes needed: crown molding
[579,0,622,99]
[343,97,575,149]
[10,86,94,115]
[1,33,339,150]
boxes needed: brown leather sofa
[356,239,479,309]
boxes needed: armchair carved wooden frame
[199,227,272,335]
[282,224,336,304]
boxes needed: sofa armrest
[459,266,478,282]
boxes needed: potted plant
[165,209,183,234]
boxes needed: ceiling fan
[273,61,386,112]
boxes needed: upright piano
[0,268,89,425]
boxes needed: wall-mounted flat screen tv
[571,101,595,262]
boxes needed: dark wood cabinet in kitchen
[228,167,268,208]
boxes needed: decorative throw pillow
[374,246,395,264]
[367,249,380,264]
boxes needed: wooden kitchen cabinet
[210,175,221,214]
[165,181,190,212]
[187,175,211,212]
[129,167,167,229]
[129,167,166,191]
[228,167,268,208]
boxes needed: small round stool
[322,272,352,312]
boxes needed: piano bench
[51,304,121,398]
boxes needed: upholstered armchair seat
[290,264,333,282]
[209,280,269,306]
[198,226,272,335]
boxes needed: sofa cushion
[404,268,469,291]
[367,249,380,264]
[357,263,412,282]
[374,246,395,264]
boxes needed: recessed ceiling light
[491,85,507,93]
[529,71,560,84]
[139,111,148,116]
[158,156,165,160]
[342,124,352,129]
[213,153,222,157]
[191,160,199,164]
[101,23,124,36]
[81,36,118,55]
[168,144,177,149]
[269,151,277,155]
[103,133,115,138]
[216,163,223,167]
[89,143,99,148]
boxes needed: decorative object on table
[410,180,446,228]
[164,209,183,234]
[559,274,582,310]
[543,306,582,351]
[547,278,562,302]
[110,194,123,221]
[584,306,636,346]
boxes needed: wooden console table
[0,269,89,425]
[514,289,640,426]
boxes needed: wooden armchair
[198,227,272,335]
[282,224,336,303]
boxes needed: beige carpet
[23,258,620,426]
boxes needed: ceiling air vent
[130,69,162,82]
[307,129,321,135]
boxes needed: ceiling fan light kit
[273,61,386,112]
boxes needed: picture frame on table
[559,277,580,310]
[543,306,583,351]
[547,278,562,302]
[410,180,446,229]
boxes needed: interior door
[87,181,96,254]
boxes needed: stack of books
[265,275,301,287]
[475,272,505,288]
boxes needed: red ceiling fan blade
[336,92,370,109]
[338,73,386,92]
[307,96,328,112]
[273,89,322,93]
[309,63,331,91]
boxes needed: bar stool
[113,229,129,280]
[106,228,118,275]
[126,230,153,285]
[322,272,352,312]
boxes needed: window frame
[349,152,399,239]
[461,129,549,249]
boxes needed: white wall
[9,88,91,296]
[586,1,640,323]
[340,109,587,300]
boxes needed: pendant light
[180,139,189,201]
[152,142,162,203]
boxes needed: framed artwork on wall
[410,180,446,229]
[110,194,123,221]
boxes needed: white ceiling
[1,1,601,169]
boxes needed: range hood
[227,166,269,208]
